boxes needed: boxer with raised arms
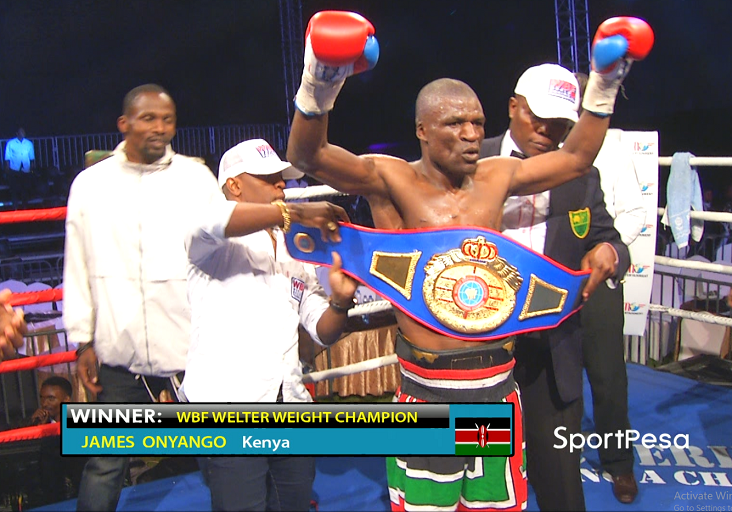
[287,11,653,512]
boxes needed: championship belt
[286,223,590,341]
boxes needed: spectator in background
[4,127,35,206]
[26,376,88,506]
[63,84,222,512]
[28,375,72,425]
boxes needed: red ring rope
[7,289,64,307]
[0,207,67,224]
[0,422,60,443]
[0,350,77,374]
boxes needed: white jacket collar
[113,140,175,170]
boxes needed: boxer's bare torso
[288,81,609,351]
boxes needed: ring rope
[7,289,64,307]
[0,206,67,224]
[303,354,398,384]
[648,304,732,326]
[305,303,732,384]
[348,299,392,317]
[0,350,77,375]
[0,347,75,444]
[285,185,345,201]
[657,156,732,167]
[656,207,732,223]
[655,255,732,275]
[0,423,60,444]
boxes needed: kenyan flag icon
[454,417,513,456]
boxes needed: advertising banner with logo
[621,131,659,335]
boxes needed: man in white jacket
[63,84,222,511]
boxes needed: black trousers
[76,365,181,512]
[514,337,585,512]
[581,282,634,476]
[7,170,31,205]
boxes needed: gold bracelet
[271,200,291,233]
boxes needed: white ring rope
[648,304,732,326]
[307,300,732,385]
[348,299,392,317]
[306,302,732,384]
[655,255,732,275]
[658,156,732,167]
[285,185,345,200]
[656,207,732,223]
[303,354,398,384]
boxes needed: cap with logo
[218,138,304,188]
[514,63,580,122]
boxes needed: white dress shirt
[182,199,330,403]
[500,133,551,252]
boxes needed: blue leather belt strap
[285,223,589,341]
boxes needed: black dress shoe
[612,473,638,504]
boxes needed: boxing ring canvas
[30,363,732,512]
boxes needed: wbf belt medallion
[423,237,522,334]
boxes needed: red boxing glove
[295,11,380,116]
[593,16,654,63]
[307,11,375,69]
[583,16,653,115]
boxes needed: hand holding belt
[285,223,590,341]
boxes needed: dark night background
[0,0,729,189]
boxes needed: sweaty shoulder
[362,153,417,190]
[364,153,413,173]
[476,156,517,182]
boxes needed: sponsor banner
[621,131,659,335]
[61,402,513,456]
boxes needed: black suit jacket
[480,133,630,403]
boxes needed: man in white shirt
[63,84,223,512]
[183,138,358,511]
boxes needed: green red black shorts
[387,332,527,511]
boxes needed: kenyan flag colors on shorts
[454,417,513,456]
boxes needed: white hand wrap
[294,37,354,116]
[582,59,633,116]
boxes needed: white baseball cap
[218,138,303,188]
[513,63,579,122]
